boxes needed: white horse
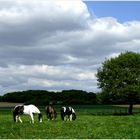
[13,104,42,123]
[61,106,76,121]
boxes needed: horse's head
[13,105,24,122]
[38,113,42,122]
[72,113,76,120]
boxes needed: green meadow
[1,105,140,139]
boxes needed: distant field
[0,102,140,114]
[0,102,22,107]
[114,104,140,108]
[1,101,140,108]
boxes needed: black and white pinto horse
[45,105,57,120]
[13,104,42,123]
[61,106,76,121]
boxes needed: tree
[96,51,140,114]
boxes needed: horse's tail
[38,113,42,122]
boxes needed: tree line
[0,90,98,105]
[0,89,140,106]
[0,89,117,105]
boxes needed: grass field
[1,103,140,139]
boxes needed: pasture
[1,103,140,139]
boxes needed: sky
[85,1,140,23]
[0,0,140,95]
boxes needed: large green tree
[96,51,140,114]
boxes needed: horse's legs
[69,114,72,121]
[16,115,22,123]
[15,116,18,122]
[49,113,52,120]
[51,113,54,120]
[47,114,49,120]
[18,116,23,123]
[30,113,34,123]
[64,115,68,121]
[47,113,51,120]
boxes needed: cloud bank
[0,0,140,95]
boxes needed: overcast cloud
[0,0,140,95]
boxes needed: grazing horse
[45,105,57,120]
[13,104,42,123]
[61,106,76,121]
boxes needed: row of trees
[1,88,140,107]
[0,90,98,105]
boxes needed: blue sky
[84,1,140,22]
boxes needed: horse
[45,105,57,120]
[60,106,76,121]
[13,104,42,123]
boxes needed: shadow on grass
[89,112,131,116]
[113,113,130,116]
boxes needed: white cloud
[0,0,140,95]
[0,64,96,94]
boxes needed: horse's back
[24,104,41,114]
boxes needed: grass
[1,104,140,139]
